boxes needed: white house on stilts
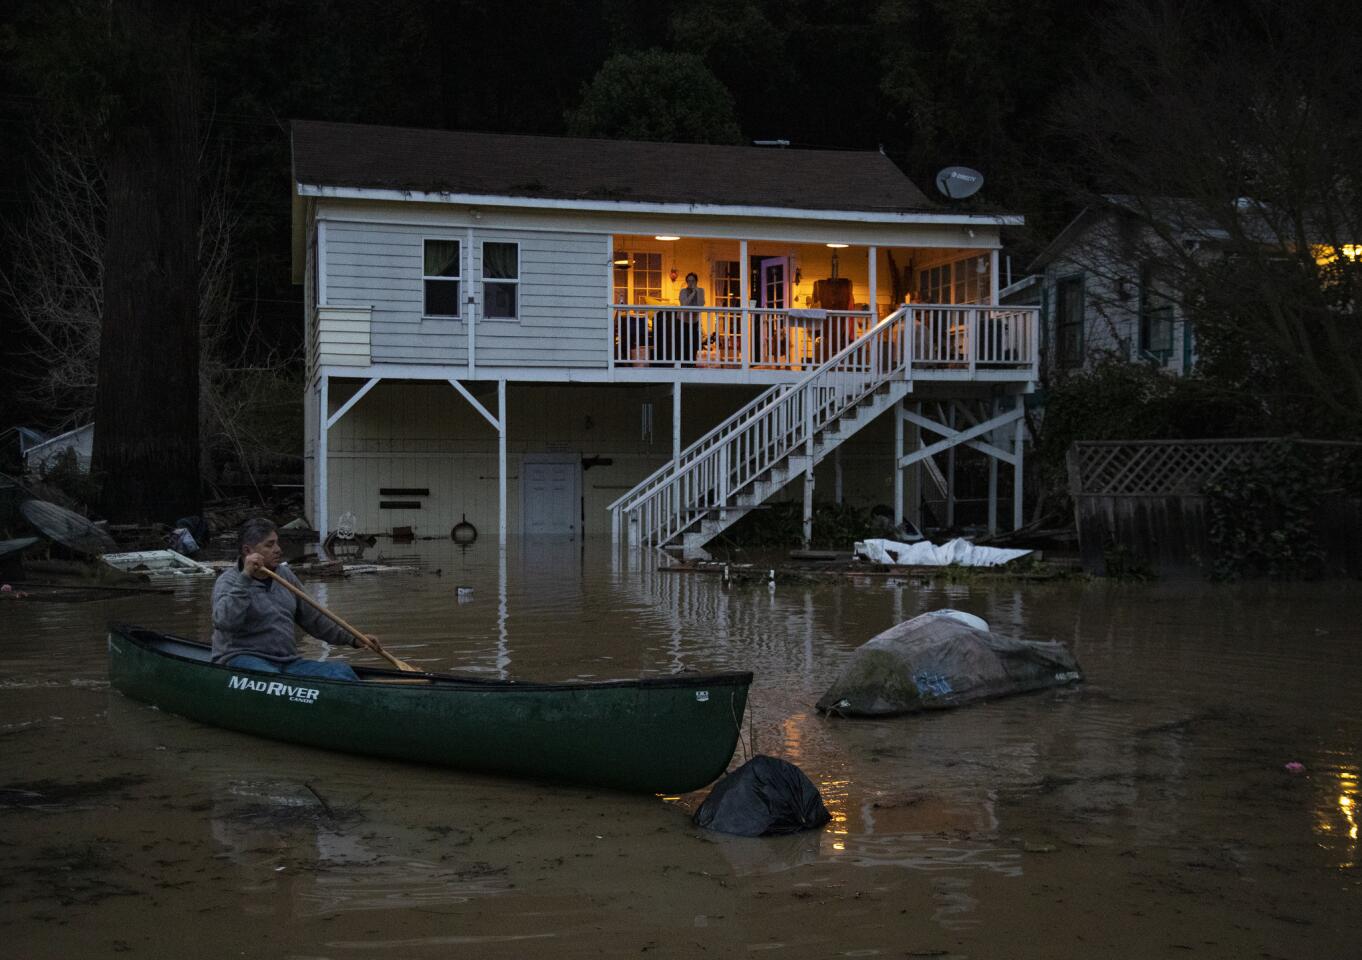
[291,120,1039,554]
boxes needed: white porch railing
[611,303,1036,375]
[608,303,1040,549]
[612,305,875,371]
[908,304,1037,370]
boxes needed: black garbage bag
[692,755,831,837]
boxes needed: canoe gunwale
[107,622,755,694]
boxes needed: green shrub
[1203,441,1324,580]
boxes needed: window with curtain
[483,241,519,319]
[712,260,740,307]
[1055,275,1085,368]
[612,250,662,304]
[1139,262,1174,357]
[423,239,461,317]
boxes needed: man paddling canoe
[212,518,380,681]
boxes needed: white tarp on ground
[853,537,1033,567]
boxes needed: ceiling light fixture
[826,242,849,249]
[654,235,680,241]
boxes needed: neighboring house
[291,120,1040,549]
[0,426,49,475]
[23,424,94,476]
[1029,199,1199,376]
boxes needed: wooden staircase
[610,306,915,557]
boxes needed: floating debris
[100,549,215,580]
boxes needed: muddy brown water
[1,541,1359,959]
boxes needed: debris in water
[693,755,831,837]
[1284,761,1305,774]
[816,609,1082,716]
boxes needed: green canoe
[107,624,752,794]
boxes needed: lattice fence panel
[1071,440,1267,496]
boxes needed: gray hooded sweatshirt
[211,562,359,664]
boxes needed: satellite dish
[935,166,984,200]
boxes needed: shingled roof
[292,120,939,214]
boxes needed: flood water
[2,540,1359,959]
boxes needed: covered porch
[607,235,1036,380]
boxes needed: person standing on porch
[679,271,706,362]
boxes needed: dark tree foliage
[1054,0,1362,436]
[567,50,742,144]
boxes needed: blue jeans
[227,654,359,682]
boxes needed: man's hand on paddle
[243,551,268,578]
[354,634,381,652]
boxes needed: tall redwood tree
[89,0,202,521]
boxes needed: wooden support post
[317,375,329,555]
[909,401,923,529]
[1013,395,1025,530]
[946,402,957,529]
[893,399,904,527]
[496,546,509,679]
[834,446,843,505]
[987,398,999,535]
[803,469,814,546]
[739,239,750,370]
[672,382,681,464]
[803,392,815,545]
[498,379,507,547]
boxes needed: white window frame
[613,241,667,305]
[481,240,520,321]
[422,237,462,319]
[917,254,989,305]
[711,259,742,307]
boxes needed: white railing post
[804,383,814,447]
[717,443,729,519]
[968,306,977,376]
[739,240,749,372]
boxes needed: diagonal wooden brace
[897,403,1023,468]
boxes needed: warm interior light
[654,235,680,241]
[1313,243,1362,265]
[826,242,849,248]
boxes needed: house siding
[1039,214,1194,376]
[321,218,609,368]
[322,381,763,536]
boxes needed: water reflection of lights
[819,776,851,857]
[1318,768,1359,867]
[1340,772,1358,844]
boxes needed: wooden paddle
[261,567,420,673]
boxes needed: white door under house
[521,456,582,537]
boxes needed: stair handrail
[609,305,910,517]
[605,381,786,513]
[618,305,913,543]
